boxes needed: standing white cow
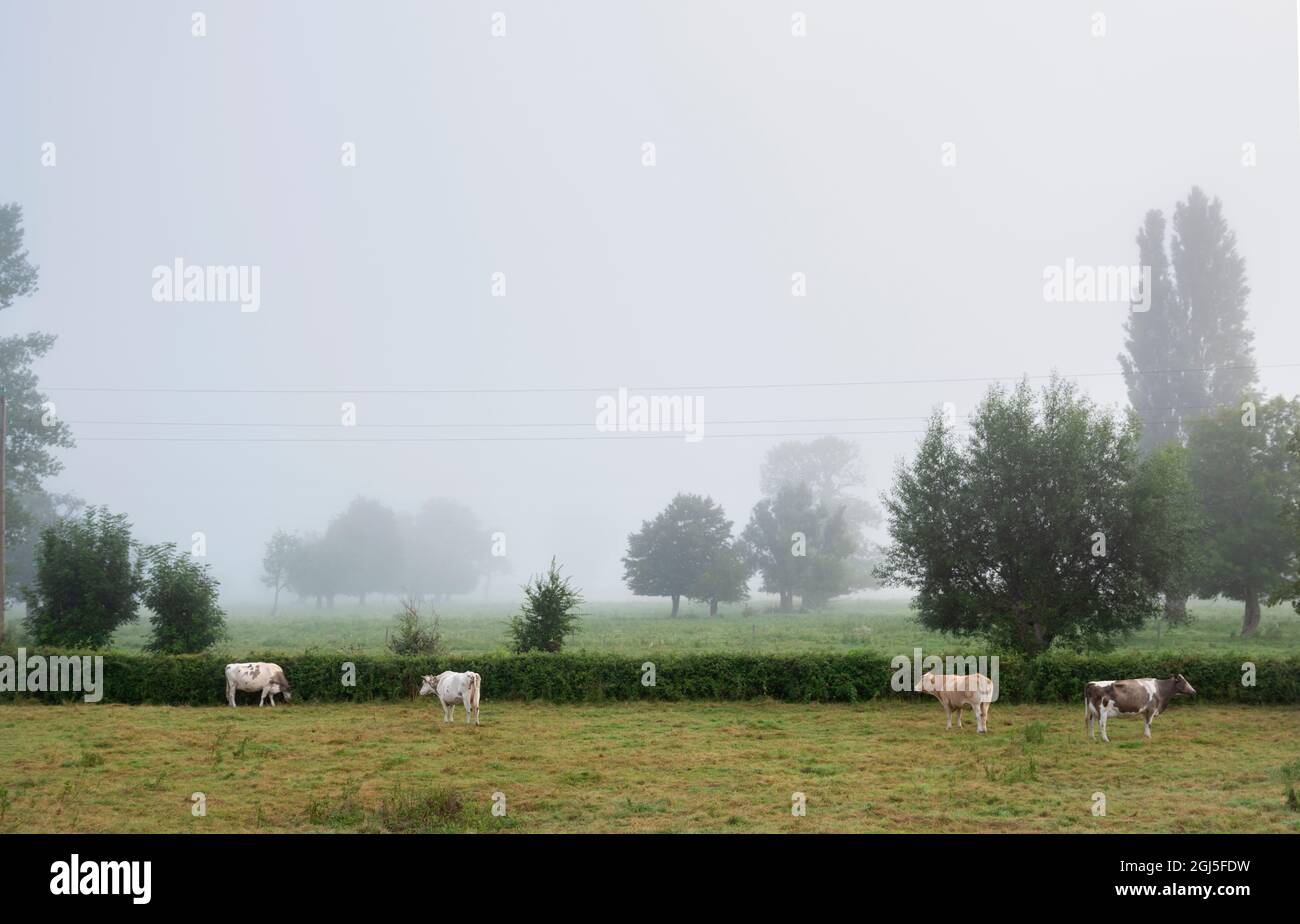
[419,671,481,725]
[225,662,292,708]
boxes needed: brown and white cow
[225,662,292,707]
[1084,675,1195,742]
[917,670,995,733]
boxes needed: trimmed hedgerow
[1,649,1297,705]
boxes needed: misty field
[3,699,1298,834]
[52,597,1300,659]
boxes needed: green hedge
[2,649,1298,705]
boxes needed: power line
[40,362,1298,396]
[6,403,1240,431]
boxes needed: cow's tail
[469,672,481,710]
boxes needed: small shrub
[386,599,444,657]
[507,558,583,653]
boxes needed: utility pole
[1,388,6,643]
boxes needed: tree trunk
[271,583,280,618]
[779,591,793,613]
[670,594,680,618]
[709,599,718,617]
[1242,587,1262,637]
[1163,595,1188,626]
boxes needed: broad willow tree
[878,377,1197,656]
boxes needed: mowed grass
[2,700,1298,833]
[43,597,1300,658]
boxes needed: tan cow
[917,670,994,733]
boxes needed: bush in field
[22,507,145,648]
[141,544,227,654]
[507,558,583,653]
[386,599,444,656]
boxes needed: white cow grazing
[419,671,481,725]
[225,662,292,708]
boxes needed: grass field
[3,699,1298,833]
[17,597,1297,658]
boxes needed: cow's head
[418,674,440,696]
[273,671,292,702]
[1171,674,1195,697]
[916,671,937,694]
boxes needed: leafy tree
[1,204,76,628]
[688,539,753,616]
[878,377,1192,656]
[507,558,583,653]
[22,507,145,648]
[1268,431,1300,614]
[623,493,738,616]
[260,529,301,616]
[1186,396,1300,636]
[386,598,444,656]
[141,544,227,653]
[1128,443,1205,632]
[325,497,403,604]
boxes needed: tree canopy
[878,377,1197,655]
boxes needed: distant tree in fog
[401,498,489,600]
[742,483,861,612]
[1120,188,1258,624]
[325,497,403,604]
[760,436,880,533]
[260,529,301,616]
[623,493,741,616]
[688,539,753,617]
[1,204,77,624]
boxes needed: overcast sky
[2,0,1298,600]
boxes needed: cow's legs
[227,681,237,708]
[259,688,266,707]
[943,702,952,729]
[978,702,989,733]
[1099,708,1110,743]
[1086,706,1094,740]
[1142,711,1153,738]
[465,700,472,724]
[269,691,277,707]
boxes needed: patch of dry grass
[2,700,1297,833]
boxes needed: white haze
[2,0,1298,600]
